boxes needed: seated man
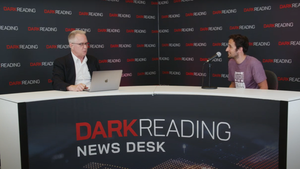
[52,30,100,91]
[226,34,268,89]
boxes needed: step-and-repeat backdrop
[159,0,300,90]
[1,0,300,94]
[0,0,159,94]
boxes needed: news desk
[0,86,300,169]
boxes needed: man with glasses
[52,30,100,91]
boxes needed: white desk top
[1,85,300,103]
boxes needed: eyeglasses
[72,42,89,47]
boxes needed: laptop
[86,70,123,92]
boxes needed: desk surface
[1,85,300,103]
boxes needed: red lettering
[99,60,108,63]
[186,72,194,76]
[9,81,22,86]
[244,8,254,12]
[264,24,275,28]
[136,15,144,18]
[65,28,75,32]
[152,58,159,61]
[91,121,108,139]
[48,79,52,83]
[137,44,145,47]
[126,29,134,33]
[230,26,239,30]
[161,15,168,19]
[28,27,40,31]
[30,62,42,66]
[278,41,290,46]
[79,12,89,16]
[123,120,138,137]
[127,58,135,62]
[212,43,221,46]
[138,72,145,76]
[174,57,182,61]
[3,7,17,11]
[6,45,19,49]
[98,29,107,32]
[174,0,181,3]
[151,2,158,5]
[152,30,158,33]
[162,44,169,47]
[46,45,57,49]
[212,74,221,77]
[200,27,208,31]
[162,71,169,74]
[44,9,55,14]
[262,59,274,63]
[110,44,119,48]
[200,58,208,62]
[185,13,193,17]
[280,4,292,9]
[213,10,222,15]
[249,42,253,46]
[278,77,289,81]
[126,0,134,3]
[186,43,193,47]
[109,13,118,17]
[174,29,182,32]
[76,122,92,141]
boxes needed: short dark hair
[229,34,249,53]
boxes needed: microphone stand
[202,61,217,89]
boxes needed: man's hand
[67,83,88,91]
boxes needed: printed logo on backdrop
[137,71,156,76]
[229,25,255,30]
[152,29,169,33]
[127,58,147,62]
[0,25,18,31]
[212,42,228,47]
[174,57,194,62]
[249,42,270,47]
[161,14,180,19]
[7,44,38,49]
[278,41,300,46]
[174,28,194,32]
[99,59,122,63]
[161,43,181,47]
[28,27,57,32]
[162,71,181,75]
[136,15,155,19]
[280,3,300,9]
[125,0,146,4]
[174,0,193,3]
[89,44,105,49]
[186,72,206,77]
[126,29,146,33]
[200,26,222,31]
[278,77,300,82]
[46,44,70,49]
[262,59,292,64]
[151,1,169,5]
[213,9,237,15]
[137,44,156,48]
[79,11,103,17]
[110,44,132,48]
[244,6,271,12]
[152,57,170,61]
[65,28,91,32]
[109,13,131,18]
[3,6,36,13]
[30,62,53,67]
[263,22,293,28]
[200,58,222,62]
[105,0,120,2]
[0,62,21,68]
[186,11,207,17]
[98,28,120,33]
[122,73,132,78]
[212,74,228,78]
[186,42,207,47]
[9,79,40,86]
[44,9,72,15]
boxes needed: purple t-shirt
[228,55,266,89]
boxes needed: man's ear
[237,47,243,53]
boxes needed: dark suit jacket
[52,53,100,91]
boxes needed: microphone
[206,52,221,63]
